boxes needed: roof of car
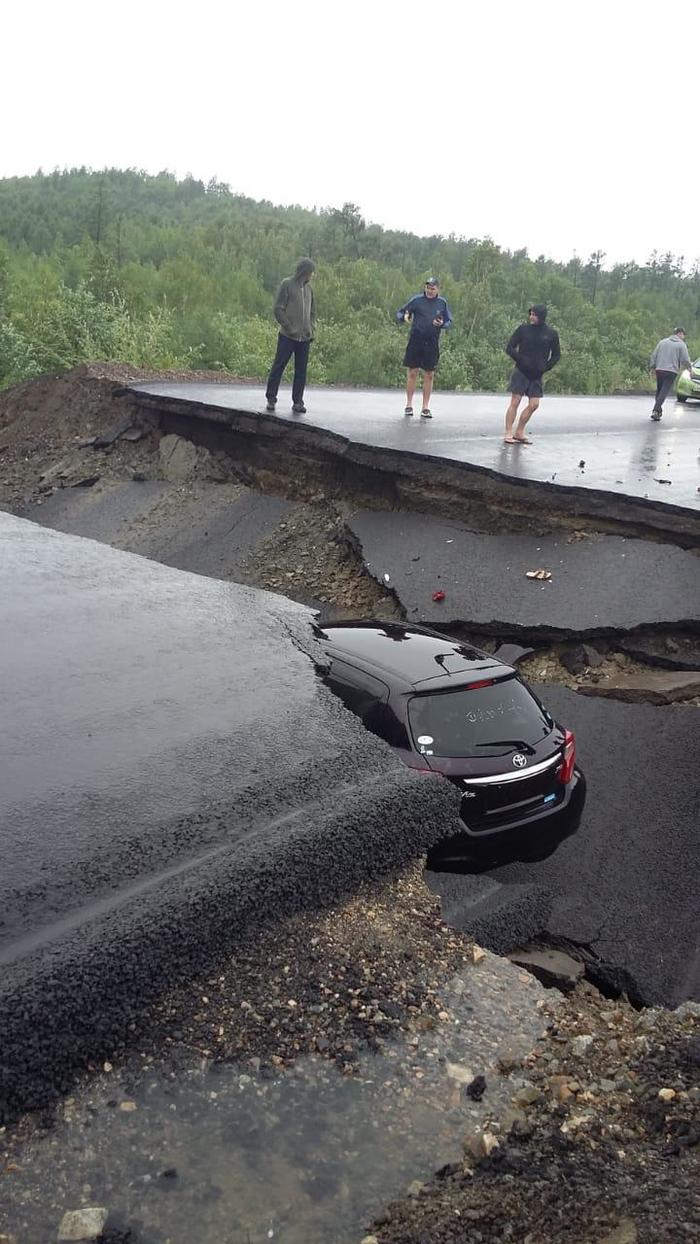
[317,622,515,691]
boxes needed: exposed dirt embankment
[0,363,244,511]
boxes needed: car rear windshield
[408,677,553,758]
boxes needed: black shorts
[404,333,439,372]
[508,368,543,398]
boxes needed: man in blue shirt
[396,278,453,418]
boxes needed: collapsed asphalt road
[1,368,699,1111]
[1,514,467,1118]
[130,381,700,513]
[427,685,700,1008]
[349,508,700,635]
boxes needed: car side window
[362,701,412,750]
[325,660,411,750]
[325,659,389,721]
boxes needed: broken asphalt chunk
[510,946,585,992]
[578,670,700,705]
[69,475,100,489]
[492,643,535,667]
[92,416,140,448]
[618,635,700,672]
[560,644,604,676]
[120,423,149,441]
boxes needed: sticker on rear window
[417,735,434,745]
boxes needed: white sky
[3,0,697,268]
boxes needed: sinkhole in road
[1,959,548,1244]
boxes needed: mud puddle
[2,957,551,1244]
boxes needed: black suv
[316,621,585,855]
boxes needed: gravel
[367,985,700,1244]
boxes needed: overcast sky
[4,0,696,268]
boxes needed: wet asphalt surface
[349,508,700,634]
[428,685,700,1007]
[1,514,465,1115]
[2,482,698,1114]
[131,382,700,511]
[26,478,295,581]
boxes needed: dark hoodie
[506,304,561,381]
[273,258,316,341]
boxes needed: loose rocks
[57,1207,108,1241]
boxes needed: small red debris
[432,590,446,602]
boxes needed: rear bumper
[456,769,586,853]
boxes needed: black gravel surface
[428,686,700,1007]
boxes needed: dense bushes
[0,170,697,391]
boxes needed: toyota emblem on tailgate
[512,753,527,768]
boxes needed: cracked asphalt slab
[348,508,700,634]
[129,382,700,512]
[1,514,470,1117]
[25,478,294,581]
[427,685,700,1007]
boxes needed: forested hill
[0,168,697,392]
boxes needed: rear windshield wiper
[475,738,535,750]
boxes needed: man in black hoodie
[265,258,316,414]
[504,304,561,443]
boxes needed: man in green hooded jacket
[265,258,316,414]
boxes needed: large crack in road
[1,367,698,1244]
[4,374,697,1014]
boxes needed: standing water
[2,956,551,1243]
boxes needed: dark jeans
[266,334,310,404]
[654,369,676,412]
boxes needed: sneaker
[404,406,414,416]
[650,411,662,421]
[292,402,306,414]
[420,408,432,419]
[265,399,276,412]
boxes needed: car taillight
[558,729,576,784]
